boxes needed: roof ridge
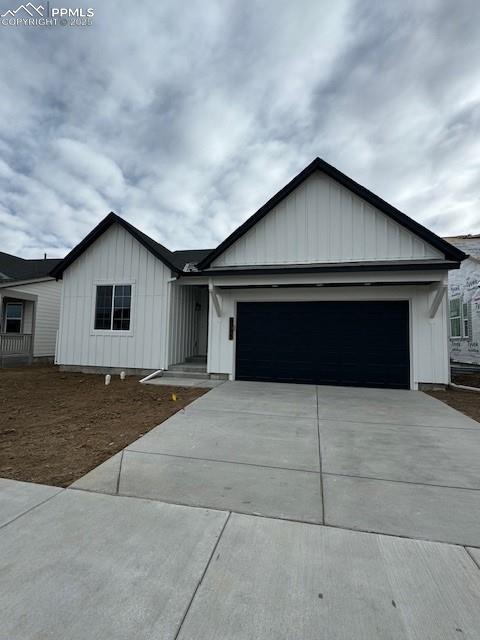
[197,157,467,269]
[50,211,205,278]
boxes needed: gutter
[0,276,56,288]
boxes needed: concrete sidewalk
[1,480,480,639]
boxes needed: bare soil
[0,365,208,487]
[426,371,480,424]
[451,371,480,389]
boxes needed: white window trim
[449,298,461,339]
[4,301,24,334]
[91,279,135,337]
[462,302,470,338]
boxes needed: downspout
[140,274,178,384]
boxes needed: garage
[235,301,410,389]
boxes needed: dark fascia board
[183,260,460,277]
[50,212,180,279]
[216,281,435,290]
[197,157,468,269]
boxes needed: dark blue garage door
[235,301,410,389]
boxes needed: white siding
[168,285,209,364]
[207,276,449,389]
[212,173,443,267]
[9,280,62,357]
[168,285,197,365]
[56,223,171,370]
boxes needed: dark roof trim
[182,260,460,277]
[50,212,180,278]
[216,281,435,290]
[198,157,467,269]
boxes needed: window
[449,298,461,338]
[113,285,131,330]
[94,284,131,331]
[450,298,471,339]
[4,302,23,333]
[462,301,470,338]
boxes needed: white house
[52,158,466,390]
[443,234,480,366]
[0,252,63,366]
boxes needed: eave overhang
[179,259,460,278]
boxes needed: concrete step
[168,364,207,373]
[162,369,210,380]
[185,355,207,363]
[169,363,208,373]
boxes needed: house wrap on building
[444,235,480,366]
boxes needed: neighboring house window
[462,301,470,338]
[94,284,132,331]
[4,302,23,333]
[449,298,461,338]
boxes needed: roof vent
[183,262,199,272]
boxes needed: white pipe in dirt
[120,371,126,380]
[139,369,164,384]
[105,374,111,386]
[449,382,480,393]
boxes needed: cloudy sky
[1,0,480,258]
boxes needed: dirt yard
[451,371,480,389]
[0,366,208,487]
[426,371,480,424]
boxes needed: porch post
[0,292,2,368]
[29,298,36,364]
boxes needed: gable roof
[197,157,467,269]
[51,212,181,278]
[0,251,62,284]
[50,212,214,278]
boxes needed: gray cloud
[1,0,479,258]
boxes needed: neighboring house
[51,158,466,390]
[443,234,480,366]
[0,252,63,366]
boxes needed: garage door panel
[235,301,409,389]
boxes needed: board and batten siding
[9,279,62,357]
[212,173,443,267]
[56,223,171,370]
[169,285,209,365]
[168,284,197,366]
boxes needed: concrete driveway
[73,380,480,547]
[3,381,480,639]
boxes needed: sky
[1,0,480,258]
